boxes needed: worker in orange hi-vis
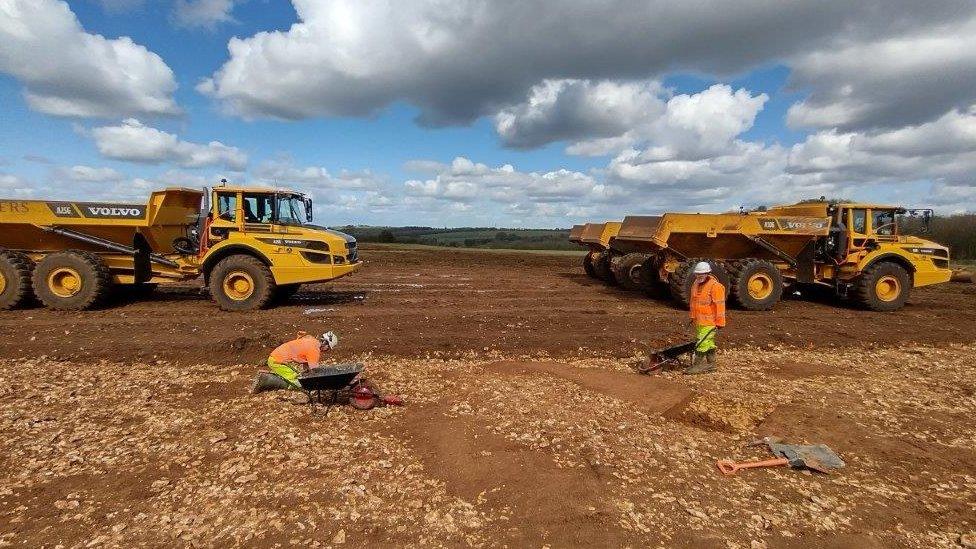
[251,331,339,393]
[685,261,726,375]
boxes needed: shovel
[717,443,845,476]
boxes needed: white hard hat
[320,331,338,349]
[693,261,712,274]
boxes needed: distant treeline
[911,214,976,261]
[335,226,577,250]
[336,214,976,260]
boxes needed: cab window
[242,194,274,224]
[850,209,867,234]
[216,193,237,222]
[276,194,308,226]
[872,210,896,236]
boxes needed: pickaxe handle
[716,457,789,476]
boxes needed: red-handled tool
[716,457,789,476]
[717,441,845,476]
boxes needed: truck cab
[827,203,951,303]
[200,184,362,310]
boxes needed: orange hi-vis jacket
[689,275,727,327]
[270,335,322,367]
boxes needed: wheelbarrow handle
[716,457,790,476]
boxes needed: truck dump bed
[568,224,584,244]
[0,188,203,255]
[579,222,622,250]
[611,210,830,263]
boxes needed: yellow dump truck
[598,201,950,311]
[577,222,621,282]
[0,183,362,311]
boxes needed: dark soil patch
[1,246,975,365]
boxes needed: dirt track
[1,246,975,548]
[0,245,974,365]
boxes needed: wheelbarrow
[635,327,716,374]
[297,364,403,412]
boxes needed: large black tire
[728,259,784,311]
[854,261,911,312]
[612,253,646,291]
[637,255,670,298]
[210,255,276,311]
[667,258,730,308]
[0,250,34,310]
[582,253,597,279]
[593,251,616,285]
[32,250,112,310]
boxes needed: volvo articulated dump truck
[578,201,950,312]
[0,183,362,311]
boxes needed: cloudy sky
[1,0,975,227]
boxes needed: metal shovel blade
[768,442,845,473]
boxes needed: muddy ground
[1,245,974,548]
[0,245,974,365]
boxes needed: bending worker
[251,331,339,393]
[685,261,726,375]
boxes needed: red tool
[717,441,844,476]
[716,457,789,475]
[348,379,404,410]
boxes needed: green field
[336,226,578,251]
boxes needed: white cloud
[253,159,382,191]
[91,119,248,170]
[173,0,237,29]
[495,81,767,160]
[0,173,34,197]
[201,0,974,125]
[404,156,600,205]
[0,0,179,118]
[787,108,976,185]
[56,165,125,183]
[495,79,665,150]
[787,18,976,131]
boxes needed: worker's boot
[684,352,715,375]
[251,372,292,394]
[706,350,718,370]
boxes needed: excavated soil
[1,246,975,548]
[0,245,974,365]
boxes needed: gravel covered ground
[2,343,974,548]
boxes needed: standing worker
[685,262,726,375]
[251,331,339,393]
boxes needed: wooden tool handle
[716,457,790,476]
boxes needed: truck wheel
[0,250,34,310]
[612,253,645,291]
[210,255,276,311]
[32,250,112,310]
[637,255,669,298]
[593,251,616,285]
[854,261,911,312]
[729,259,784,311]
[668,258,730,308]
[582,253,597,279]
